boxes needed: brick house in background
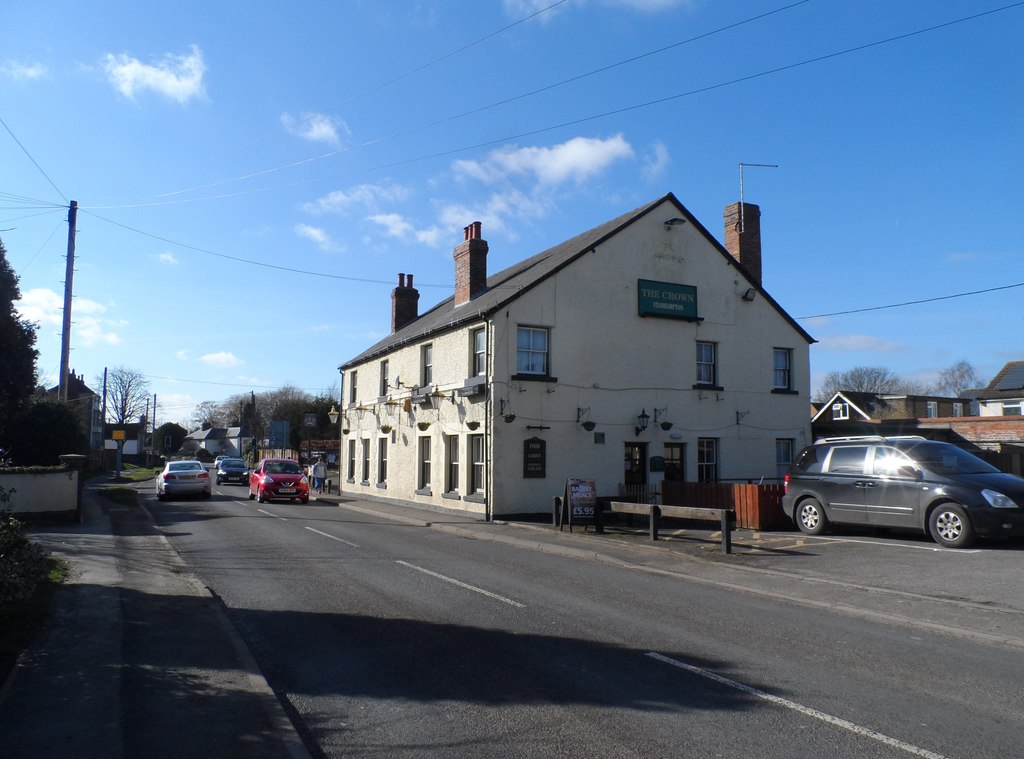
[46,370,103,452]
[811,384,1024,476]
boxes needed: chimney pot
[723,202,762,285]
[454,221,488,306]
[391,271,419,333]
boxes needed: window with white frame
[445,435,459,494]
[347,439,356,481]
[421,344,433,387]
[697,438,718,483]
[377,438,388,484]
[773,348,792,390]
[379,359,389,397]
[516,327,548,375]
[926,401,938,418]
[361,439,370,483]
[348,370,358,404]
[696,341,717,386]
[472,328,486,376]
[776,438,794,481]
[832,402,850,420]
[1004,401,1023,416]
[953,402,964,417]
[469,434,485,493]
[419,437,432,490]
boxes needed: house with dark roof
[338,193,814,518]
[971,361,1024,417]
[183,426,250,458]
[812,390,971,436]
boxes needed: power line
[116,0,572,199]
[0,115,68,203]
[798,280,1024,320]
[94,1,1023,211]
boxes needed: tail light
[784,474,790,494]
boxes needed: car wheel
[796,498,828,535]
[216,477,221,485]
[248,488,255,501]
[157,492,166,501]
[929,503,975,549]
[300,496,309,504]
[257,488,266,503]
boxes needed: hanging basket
[417,421,431,431]
[660,422,673,431]
[581,421,596,431]
[380,424,393,434]
[503,413,516,423]
[466,421,481,430]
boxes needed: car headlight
[982,489,1019,509]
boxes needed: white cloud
[294,223,343,252]
[1,60,48,81]
[175,350,189,360]
[200,352,241,367]
[280,112,350,146]
[157,252,179,265]
[453,134,634,186]
[102,45,205,103]
[15,288,120,346]
[818,334,904,352]
[363,213,443,247]
[301,183,410,216]
[642,141,670,181]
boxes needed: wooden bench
[598,501,735,554]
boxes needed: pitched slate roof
[971,361,1024,400]
[340,192,813,370]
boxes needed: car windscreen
[220,459,246,467]
[906,443,1001,475]
[170,462,203,471]
[265,461,301,474]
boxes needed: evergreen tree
[0,237,38,436]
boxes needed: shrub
[0,511,50,603]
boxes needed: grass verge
[0,557,68,685]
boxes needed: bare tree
[190,400,225,430]
[101,366,150,424]
[814,366,927,402]
[933,360,983,397]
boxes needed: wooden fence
[620,482,788,530]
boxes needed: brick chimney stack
[453,221,488,306]
[391,272,419,333]
[723,202,762,285]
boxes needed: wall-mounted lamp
[742,287,757,302]
[328,405,339,426]
[664,217,687,230]
[635,408,650,436]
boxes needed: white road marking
[305,526,359,548]
[795,535,981,553]
[396,560,525,608]
[257,508,286,520]
[647,652,949,759]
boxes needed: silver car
[156,460,212,501]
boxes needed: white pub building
[338,193,813,520]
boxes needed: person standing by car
[311,457,326,494]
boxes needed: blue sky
[2,0,1022,427]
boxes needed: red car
[248,458,310,504]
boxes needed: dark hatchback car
[783,436,1024,548]
[215,457,249,485]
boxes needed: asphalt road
[144,480,1024,759]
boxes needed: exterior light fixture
[328,405,339,425]
[742,287,757,302]
[663,217,687,230]
[635,408,650,436]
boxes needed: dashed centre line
[396,560,526,608]
[305,526,360,548]
[647,652,949,759]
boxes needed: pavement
[3,480,1024,758]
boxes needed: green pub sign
[637,279,698,320]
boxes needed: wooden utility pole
[58,200,78,402]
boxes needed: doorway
[624,443,647,486]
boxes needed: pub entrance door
[624,443,647,486]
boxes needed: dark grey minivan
[782,436,1024,548]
